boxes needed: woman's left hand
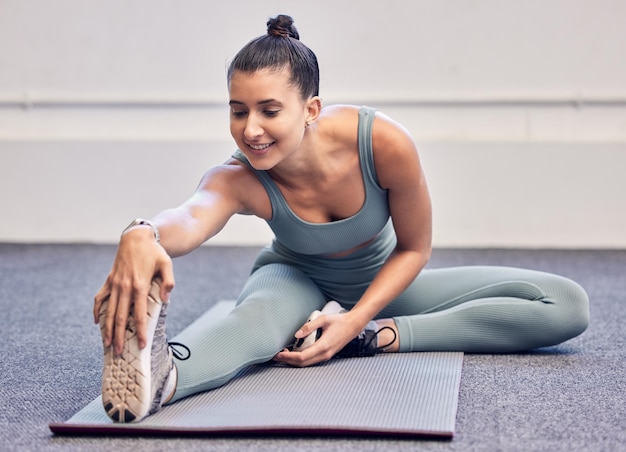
[273,311,365,367]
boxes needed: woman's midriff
[323,234,378,258]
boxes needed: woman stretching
[93,14,589,423]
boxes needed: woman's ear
[305,96,322,125]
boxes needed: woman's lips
[247,142,273,155]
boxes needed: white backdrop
[1,0,625,247]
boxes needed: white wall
[1,0,625,248]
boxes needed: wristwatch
[121,219,160,243]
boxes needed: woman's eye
[264,110,280,117]
[231,111,247,118]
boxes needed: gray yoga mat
[50,301,464,438]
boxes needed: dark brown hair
[227,15,320,99]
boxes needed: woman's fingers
[294,317,319,340]
[130,283,150,350]
[94,239,175,355]
[112,284,132,355]
[102,284,120,349]
[275,316,340,367]
[157,255,175,303]
[93,282,110,324]
[276,312,369,367]
[275,339,335,367]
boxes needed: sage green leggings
[170,245,589,402]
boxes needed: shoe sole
[99,280,163,423]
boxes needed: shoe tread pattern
[99,285,162,423]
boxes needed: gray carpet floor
[0,244,624,451]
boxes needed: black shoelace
[335,325,398,358]
[370,325,397,353]
[169,342,191,360]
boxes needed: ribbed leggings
[169,250,589,402]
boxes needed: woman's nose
[244,115,263,139]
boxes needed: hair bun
[267,14,299,39]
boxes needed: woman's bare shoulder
[318,104,361,142]
[320,104,361,122]
[370,111,422,190]
[320,104,416,156]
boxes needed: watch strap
[122,219,160,243]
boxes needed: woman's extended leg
[376,266,589,353]
[169,263,326,402]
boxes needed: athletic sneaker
[99,278,189,423]
[292,301,397,358]
[335,319,396,358]
[292,301,343,351]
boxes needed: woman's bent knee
[549,277,590,344]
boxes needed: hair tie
[268,27,290,38]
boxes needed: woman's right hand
[93,227,175,355]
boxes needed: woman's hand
[273,311,366,367]
[93,227,175,355]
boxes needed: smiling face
[228,67,311,171]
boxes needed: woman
[94,15,589,423]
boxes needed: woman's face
[228,67,309,171]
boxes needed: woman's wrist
[343,305,376,333]
[120,224,160,244]
[121,219,160,242]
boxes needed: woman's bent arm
[275,111,432,366]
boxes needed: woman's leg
[377,266,589,353]
[169,263,326,402]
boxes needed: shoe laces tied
[336,324,398,358]
[369,325,397,354]
[168,341,191,361]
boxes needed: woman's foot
[293,301,398,358]
[334,319,398,358]
[99,279,178,423]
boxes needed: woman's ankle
[375,319,400,353]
